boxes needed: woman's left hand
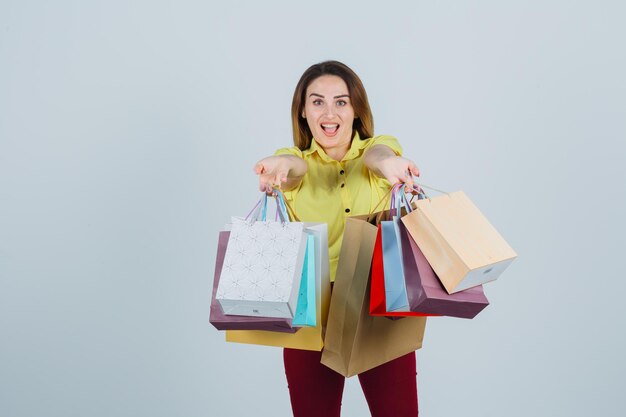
[377,155,420,191]
[363,144,420,191]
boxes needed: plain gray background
[1,1,624,416]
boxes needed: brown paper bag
[401,191,517,294]
[321,216,427,378]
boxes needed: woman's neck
[320,140,351,162]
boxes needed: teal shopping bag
[292,234,317,327]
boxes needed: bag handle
[368,181,448,220]
[411,182,449,200]
[244,192,290,224]
[368,183,405,223]
[390,182,424,218]
[367,185,397,223]
[282,197,300,222]
[274,190,290,223]
[245,194,266,223]
[388,183,406,219]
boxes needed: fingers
[275,170,288,185]
[267,171,287,189]
[259,176,274,194]
[260,180,275,195]
[254,162,265,175]
[402,160,420,192]
[408,161,420,178]
[401,173,414,193]
[258,178,269,192]
[257,170,271,192]
[406,178,415,190]
[255,156,291,194]
[258,170,288,194]
[389,162,417,193]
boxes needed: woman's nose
[324,105,335,117]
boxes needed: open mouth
[321,123,339,136]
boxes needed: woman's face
[302,75,356,153]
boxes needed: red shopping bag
[370,224,437,318]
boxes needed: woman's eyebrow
[308,93,350,99]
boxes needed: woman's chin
[315,131,351,149]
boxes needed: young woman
[254,61,421,417]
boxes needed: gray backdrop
[1,1,624,416]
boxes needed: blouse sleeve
[274,146,303,158]
[366,134,403,156]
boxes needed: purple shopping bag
[209,231,299,332]
[399,220,489,319]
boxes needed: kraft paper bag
[402,190,517,294]
[321,216,427,377]
[209,231,299,332]
[225,223,330,351]
[399,223,489,319]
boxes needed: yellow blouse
[275,132,402,281]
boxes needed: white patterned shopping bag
[216,193,307,318]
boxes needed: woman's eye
[337,100,347,106]
[313,99,322,105]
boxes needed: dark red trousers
[284,348,418,417]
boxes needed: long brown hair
[291,61,374,150]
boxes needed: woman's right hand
[254,155,307,194]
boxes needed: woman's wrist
[280,155,308,178]
[363,145,397,178]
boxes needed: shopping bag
[370,185,435,318]
[400,224,489,318]
[216,194,307,318]
[209,231,299,332]
[370,222,437,318]
[369,224,388,316]
[380,185,412,312]
[370,184,408,314]
[402,188,517,293]
[226,223,329,350]
[226,193,330,351]
[321,214,427,378]
[292,234,317,327]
